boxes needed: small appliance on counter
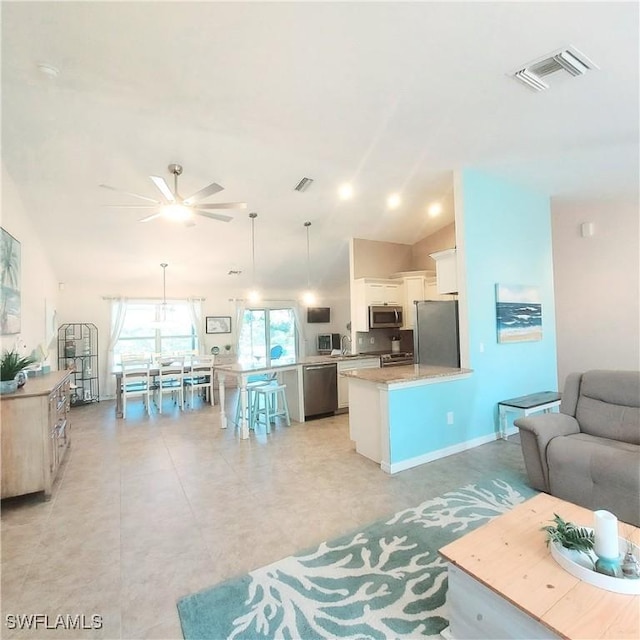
[317,333,341,354]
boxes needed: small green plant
[0,350,35,381]
[542,513,595,553]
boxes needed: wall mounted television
[307,307,331,323]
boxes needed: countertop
[0,370,71,399]
[213,353,380,374]
[341,364,472,386]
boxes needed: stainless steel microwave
[369,305,404,329]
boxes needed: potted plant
[0,350,35,394]
[542,513,596,566]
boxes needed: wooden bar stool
[251,384,291,433]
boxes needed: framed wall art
[496,284,542,343]
[1,227,21,335]
[206,316,232,334]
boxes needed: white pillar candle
[593,510,619,559]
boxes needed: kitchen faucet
[341,334,352,355]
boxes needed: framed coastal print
[0,228,21,335]
[496,284,542,343]
[206,316,231,334]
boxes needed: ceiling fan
[100,163,247,224]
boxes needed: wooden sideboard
[0,370,71,500]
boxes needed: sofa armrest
[514,413,580,492]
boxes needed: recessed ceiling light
[387,193,401,210]
[338,183,353,200]
[428,202,443,217]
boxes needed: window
[238,307,297,366]
[114,301,198,362]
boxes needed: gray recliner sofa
[515,370,640,526]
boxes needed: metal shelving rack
[57,323,99,406]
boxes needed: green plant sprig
[542,513,595,553]
[0,350,36,382]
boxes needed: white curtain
[234,299,246,354]
[106,297,127,397]
[187,298,204,353]
[290,302,305,358]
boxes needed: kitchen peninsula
[342,364,473,473]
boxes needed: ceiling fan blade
[183,182,224,205]
[138,212,164,223]
[101,204,158,208]
[99,184,161,204]
[194,209,234,222]
[149,176,175,203]
[195,202,248,210]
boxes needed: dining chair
[121,358,152,419]
[183,355,215,407]
[155,354,185,413]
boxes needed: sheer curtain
[234,299,246,354]
[106,297,127,397]
[187,298,204,353]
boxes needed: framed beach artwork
[0,228,21,335]
[495,284,542,343]
[206,316,231,334]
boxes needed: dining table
[112,359,199,419]
[213,360,304,439]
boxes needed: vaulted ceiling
[2,2,638,294]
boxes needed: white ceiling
[2,2,638,295]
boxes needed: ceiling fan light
[163,204,192,221]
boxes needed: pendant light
[302,221,316,306]
[150,263,169,328]
[247,213,261,303]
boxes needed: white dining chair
[121,358,152,419]
[183,355,215,407]
[155,354,185,413]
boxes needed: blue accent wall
[388,169,557,465]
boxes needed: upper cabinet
[352,278,405,331]
[429,248,458,294]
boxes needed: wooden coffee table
[439,493,640,639]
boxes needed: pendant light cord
[249,213,258,289]
[304,221,311,288]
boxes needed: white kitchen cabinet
[430,248,458,294]
[337,357,380,409]
[401,276,425,329]
[352,278,405,331]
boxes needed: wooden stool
[252,384,291,433]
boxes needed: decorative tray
[550,535,640,595]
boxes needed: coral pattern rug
[177,478,536,639]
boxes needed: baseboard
[384,432,499,474]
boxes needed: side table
[498,391,561,439]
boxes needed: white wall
[0,165,59,362]
[552,197,640,385]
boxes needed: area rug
[177,478,537,639]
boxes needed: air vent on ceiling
[294,177,314,192]
[510,45,597,92]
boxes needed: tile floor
[1,392,528,639]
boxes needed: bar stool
[233,378,273,428]
[251,384,291,433]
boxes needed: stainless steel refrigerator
[413,300,460,367]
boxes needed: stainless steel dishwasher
[303,362,338,419]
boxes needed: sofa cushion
[575,370,640,444]
[548,433,640,526]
